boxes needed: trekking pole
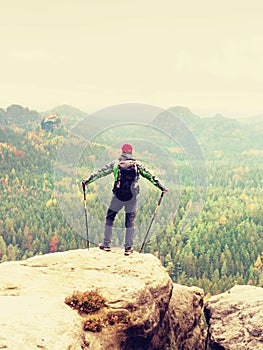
[139,192,164,253]
[82,181,89,249]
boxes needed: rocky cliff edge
[205,285,263,350]
[0,248,205,349]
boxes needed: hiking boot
[99,243,111,252]
[124,247,133,256]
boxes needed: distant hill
[238,114,263,124]
[0,104,40,125]
[2,103,263,154]
[238,114,263,134]
[152,106,263,154]
[85,103,163,124]
[42,103,161,126]
[44,103,168,140]
[41,104,88,126]
[41,105,102,137]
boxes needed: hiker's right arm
[82,161,115,186]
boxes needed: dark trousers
[104,194,137,249]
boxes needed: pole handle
[82,181,89,249]
[158,191,164,205]
[82,181,86,201]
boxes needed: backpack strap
[113,161,119,182]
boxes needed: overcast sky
[1,0,262,118]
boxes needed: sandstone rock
[0,248,205,349]
[152,284,205,350]
[204,285,263,350]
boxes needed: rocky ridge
[205,285,263,350]
[0,248,204,349]
[1,248,262,349]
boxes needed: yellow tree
[254,254,263,273]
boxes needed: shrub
[65,289,106,314]
[83,316,104,332]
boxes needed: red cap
[121,143,133,153]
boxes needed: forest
[0,104,263,296]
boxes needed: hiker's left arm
[137,163,168,192]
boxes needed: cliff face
[2,248,262,350]
[0,248,205,350]
[205,285,263,350]
[153,284,205,350]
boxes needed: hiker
[82,143,167,255]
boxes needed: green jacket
[83,153,167,192]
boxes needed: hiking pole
[139,192,164,253]
[82,181,89,249]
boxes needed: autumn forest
[1,104,263,295]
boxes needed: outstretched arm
[137,163,168,192]
[82,161,115,186]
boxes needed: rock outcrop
[153,284,205,350]
[204,285,263,350]
[0,248,205,349]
